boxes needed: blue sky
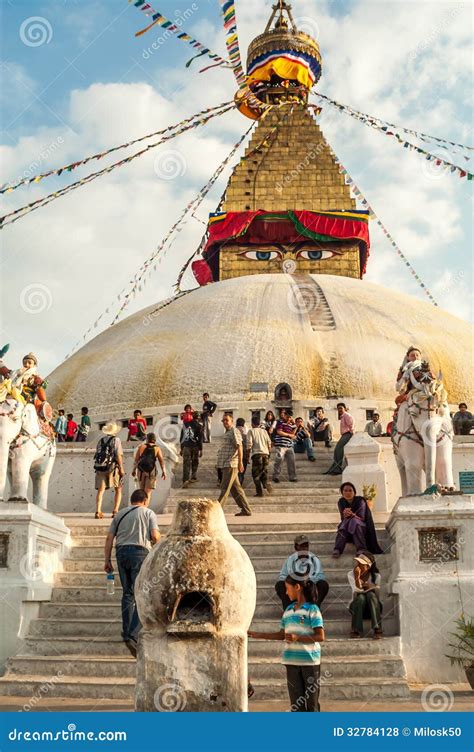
[1,0,472,374]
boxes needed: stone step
[171,485,340,496]
[0,674,134,701]
[249,677,410,701]
[249,635,403,657]
[28,615,398,639]
[247,655,406,681]
[8,654,136,679]
[166,503,341,514]
[63,538,390,565]
[250,618,399,638]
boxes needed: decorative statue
[392,346,454,495]
[0,348,56,507]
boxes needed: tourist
[127,410,147,442]
[94,421,125,519]
[324,403,354,475]
[180,411,203,488]
[247,415,272,497]
[65,413,78,442]
[217,414,252,516]
[332,482,383,558]
[275,534,329,609]
[132,432,166,504]
[453,403,473,435]
[364,412,382,438]
[76,406,91,442]
[202,393,217,443]
[180,404,194,424]
[264,410,277,440]
[236,417,248,484]
[348,552,383,639]
[248,575,325,712]
[272,409,297,483]
[104,489,160,658]
[310,407,332,447]
[54,409,67,442]
[293,417,316,461]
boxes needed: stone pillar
[343,432,389,512]
[0,501,70,669]
[387,494,474,683]
[135,498,257,712]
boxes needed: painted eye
[240,250,281,261]
[297,250,336,260]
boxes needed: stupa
[47,2,473,422]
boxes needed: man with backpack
[180,411,203,488]
[132,433,166,504]
[94,422,125,519]
[104,489,160,657]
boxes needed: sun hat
[102,421,121,436]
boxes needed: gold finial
[265,1,296,33]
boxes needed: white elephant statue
[392,364,454,495]
[0,385,25,501]
[6,403,56,509]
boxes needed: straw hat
[354,553,373,566]
[102,421,121,436]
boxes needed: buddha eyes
[238,249,336,261]
[297,250,336,260]
[240,250,281,261]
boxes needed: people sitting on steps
[275,534,329,610]
[364,412,382,438]
[126,409,147,442]
[333,482,384,559]
[132,432,166,504]
[310,406,332,448]
[293,417,316,462]
[94,422,125,519]
[348,551,383,640]
[104,489,160,658]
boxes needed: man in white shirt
[364,412,383,437]
[247,416,272,497]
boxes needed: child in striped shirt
[248,575,325,711]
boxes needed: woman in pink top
[324,403,354,475]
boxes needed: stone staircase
[0,441,410,706]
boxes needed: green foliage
[446,616,474,669]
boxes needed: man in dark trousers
[104,489,160,657]
[180,411,203,488]
[275,534,329,609]
[202,392,217,443]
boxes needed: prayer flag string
[129,0,229,71]
[0,104,235,229]
[64,122,254,358]
[0,101,233,195]
[312,96,473,180]
[219,0,246,87]
[311,114,439,306]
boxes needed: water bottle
[106,572,115,595]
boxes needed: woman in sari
[332,482,384,558]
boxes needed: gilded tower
[192,2,369,287]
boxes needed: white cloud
[1,0,472,377]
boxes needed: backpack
[94,436,116,473]
[138,445,157,473]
